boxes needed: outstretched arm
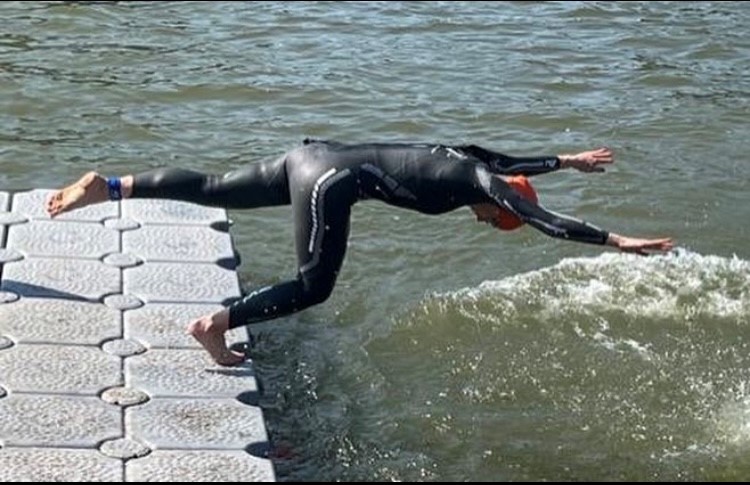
[459,144,560,176]
[459,145,615,177]
[460,145,615,176]
[474,166,673,253]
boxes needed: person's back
[289,139,484,214]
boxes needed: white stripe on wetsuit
[492,158,558,173]
[302,168,351,274]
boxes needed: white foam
[438,250,750,323]
[416,250,750,360]
[711,382,750,449]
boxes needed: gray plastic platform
[0,189,275,482]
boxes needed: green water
[1,1,749,480]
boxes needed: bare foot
[45,171,109,218]
[187,314,246,367]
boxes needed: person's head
[470,175,538,231]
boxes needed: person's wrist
[606,233,623,249]
[558,154,572,168]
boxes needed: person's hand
[559,147,614,173]
[606,233,674,256]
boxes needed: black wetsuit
[132,140,608,328]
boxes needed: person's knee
[301,278,336,306]
[307,285,335,306]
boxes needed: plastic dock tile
[0,193,275,482]
[0,448,122,482]
[2,258,121,301]
[124,303,244,349]
[0,394,121,447]
[0,299,121,345]
[7,220,119,259]
[123,262,241,304]
[122,199,226,226]
[126,398,269,450]
[122,225,235,264]
[12,189,118,222]
[127,450,275,482]
[125,349,258,398]
[0,345,121,394]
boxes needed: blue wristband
[107,177,122,201]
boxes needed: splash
[398,249,750,478]
[712,381,750,449]
[423,249,749,329]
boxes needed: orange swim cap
[496,175,538,231]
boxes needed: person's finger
[647,239,674,252]
[653,238,673,247]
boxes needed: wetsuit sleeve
[459,144,560,176]
[474,166,609,245]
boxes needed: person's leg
[46,155,290,217]
[230,165,356,322]
[46,172,132,217]
[45,155,293,366]
[189,164,358,365]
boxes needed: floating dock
[0,189,275,482]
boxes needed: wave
[415,249,749,329]
[383,250,750,475]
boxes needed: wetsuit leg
[227,150,358,328]
[131,155,290,209]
